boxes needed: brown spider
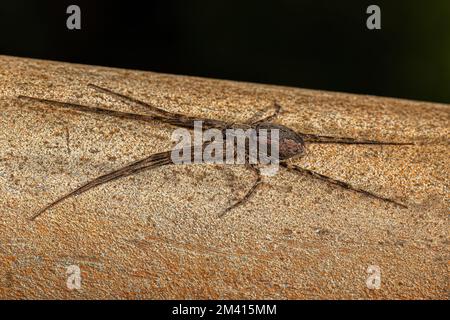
[18,84,411,220]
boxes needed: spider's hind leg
[280,162,407,208]
[301,133,413,145]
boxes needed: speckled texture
[0,55,448,299]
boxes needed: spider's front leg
[29,150,174,220]
[88,84,231,130]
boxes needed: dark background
[1,0,449,103]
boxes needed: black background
[1,0,449,103]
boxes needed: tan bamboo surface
[0,55,448,299]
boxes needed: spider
[18,84,411,220]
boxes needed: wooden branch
[0,55,448,299]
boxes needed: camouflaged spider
[18,84,411,220]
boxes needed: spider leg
[18,95,166,124]
[88,83,178,117]
[88,84,230,130]
[249,101,282,125]
[219,164,263,217]
[300,133,413,145]
[280,162,407,208]
[19,93,228,130]
[30,151,173,221]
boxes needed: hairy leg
[30,151,173,220]
[18,86,231,130]
[88,84,230,129]
[300,133,413,145]
[219,165,263,217]
[18,95,164,124]
[248,101,282,125]
[280,162,407,208]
